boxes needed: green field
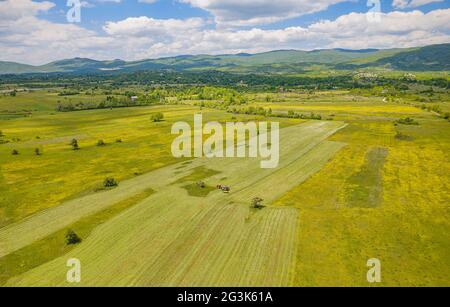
[0,87,449,286]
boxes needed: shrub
[103,177,118,188]
[35,148,42,156]
[151,112,164,122]
[11,149,19,155]
[65,230,82,245]
[116,139,123,143]
[71,139,80,150]
[97,139,106,146]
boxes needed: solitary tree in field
[151,112,164,122]
[71,139,80,150]
[251,197,264,209]
[103,177,118,188]
[35,148,41,156]
[65,230,82,245]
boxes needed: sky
[0,0,449,65]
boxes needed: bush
[65,230,82,245]
[103,177,118,188]
[71,139,80,150]
[11,149,19,155]
[35,148,41,156]
[116,139,123,143]
[251,197,264,209]
[97,139,106,146]
[151,112,164,122]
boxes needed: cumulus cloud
[0,0,54,20]
[103,17,205,36]
[102,9,450,58]
[179,0,350,26]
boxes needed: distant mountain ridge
[0,43,449,75]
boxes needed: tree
[151,112,164,122]
[66,230,82,245]
[35,148,41,156]
[71,139,80,150]
[251,197,264,209]
[104,177,118,188]
[11,149,19,155]
[10,90,16,97]
[97,139,106,146]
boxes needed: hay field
[4,121,346,286]
[274,104,450,286]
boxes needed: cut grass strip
[0,188,154,285]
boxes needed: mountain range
[0,43,449,75]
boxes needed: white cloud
[0,0,54,20]
[103,17,205,36]
[101,9,450,58]
[179,0,350,26]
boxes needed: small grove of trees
[103,177,118,188]
[151,112,164,122]
[55,90,168,113]
[66,229,82,245]
[228,107,324,120]
[395,117,419,126]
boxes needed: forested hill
[0,43,449,75]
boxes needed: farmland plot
[4,121,346,286]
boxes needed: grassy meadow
[0,87,449,286]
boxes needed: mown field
[0,88,449,286]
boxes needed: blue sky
[1,0,449,64]
[42,0,450,31]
